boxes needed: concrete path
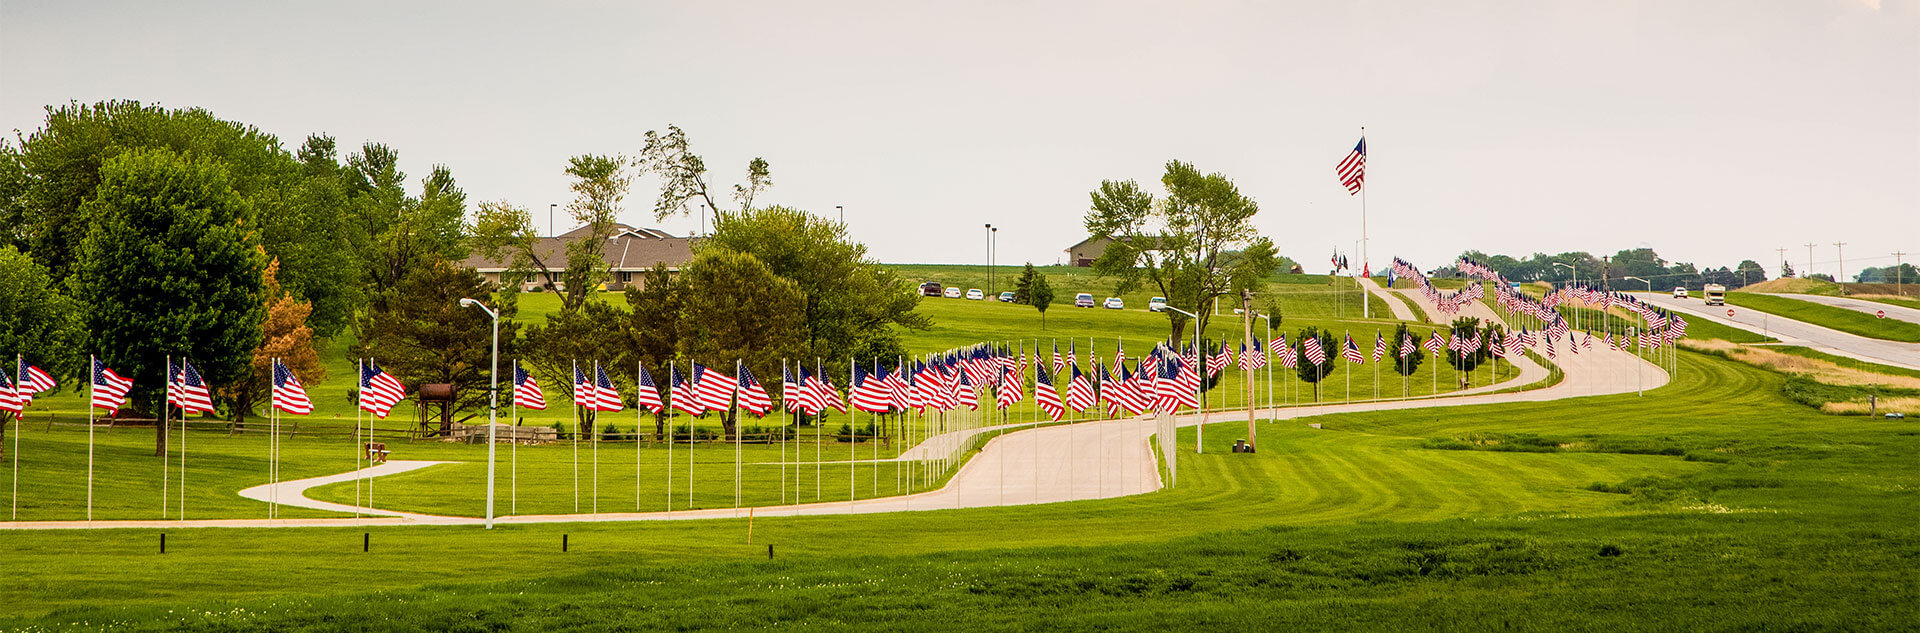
[1777,293,1920,326]
[1359,277,1417,321]
[1632,292,1920,370]
[0,303,1669,530]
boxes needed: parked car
[1103,297,1124,309]
[1673,287,1689,299]
[920,282,943,297]
[1148,297,1168,312]
[998,291,1015,302]
[944,287,963,298]
[965,288,984,300]
[1074,292,1096,308]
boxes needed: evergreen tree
[1293,326,1337,401]
[1028,268,1054,328]
[1390,323,1425,396]
[1013,263,1038,305]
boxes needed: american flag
[851,365,893,413]
[1033,365,1065,421]
[270,358,313,415]
[1113,343,1127,374]
[813,368,848,413]
[1154,356,1199,413]
[91,357,134,413]
[585,363,622,412]
[18,363,56,405]
[1605,331,1617,351]
[512,362,547,410]
[691,363,733,413]
[906,362,930,411]
[1583,332,1594,351]
[670,365,705,415]
[885,364,912,411]
[633,364,663,414]
[1372,331,1388,363]
[994,367,1023,410]
[1275,334,1298,369]
[1066,363,1095,412]
[1051,342,1064,374]
[572,363,593,406]
[1208,341,1232,377]
[1400,332,1416,358]
[1067,341,1078,371]
[359,360,407,418]
[1490,332,1507,359]
[953,371,979,410]
[782,365,815,414]
[1342,334,1365,364]
[1545,335,1558,359]
[1111,362,1149,415]
[1304,334,1328,366]
[0,369,22,416]
[1336,137,1366,194]
[736,364,772,416]
[1425,332,1446,356]
[168,358,215,414]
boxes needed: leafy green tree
[1028,268,1054,327]
[636,125,771,227]
[1084,160,1278,348]
[70,148,267,454]
[344,142,469,324]
[701,206,927,365]
[273,135,369,337]
[359,260,518,421]
[0,245,85,458]
[1781,261,1796,279]
[676,249,806,437]
[471,155,632,315]
[623,264,686,436]
[520,299,632,436]
[1012,263,1038,304]
[1293,326,1337,401]
[1389,322,1425,393]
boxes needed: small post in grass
[363,532,369,553]
[768,544,775,559]
[160,533,166,554]
[563,534,569,552]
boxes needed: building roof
[460,223,697,272]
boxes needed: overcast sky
[4,0,1914,280]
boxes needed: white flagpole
[355,358,363,520]
[815,357,822,502]
[734,359,742,515]
[688,360,695,511]
[635,361,642,512]
[571,359,579,514]
[12,354,20,520]
[780,359,788,505]
[87,354,95,521]
[665,361,673,517]
[513,360,519,515]
[850,357,858,513]
[592,360,600,517]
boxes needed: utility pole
[1776,248,1788,278]
[1895,251,1909,296]
[1834,242,1847,294]
[1804,243,1817,282]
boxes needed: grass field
[2,349,1913,630]
[1726,292,1920,342]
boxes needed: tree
[1012,264,1038,304]
[1293,326,1337,401]
[701,206,928,365]
[520,299,632,435]
[470,155,631,315]
[1446,317,1495,374]
[344,142,469,324]
[623,264,686,437]
[636,125,771,228]
[1085,161,1278,349]
[359,260,518,421]
[676,249,806,437]
[1735,260,1768,287]
[69,148,267,455]
[1389,323,1425,395]
[222,259,324,431]
[0,245,85,459]
[1781,261,1796,278]
[1028,268,1055,328]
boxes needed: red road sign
[1727,309,1735,318]
[1877,310,1887,319]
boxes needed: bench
[365,442,391,464]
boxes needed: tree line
[1446,248,1773,291]
[0,100,927,456]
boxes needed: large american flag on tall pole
[91,357,134,413]
[271,358,313,415]
[1336,137,1366,194]
[633,364,664,414]
[359,360,407,418]
[512,361,547,410]
[168,358,215,414]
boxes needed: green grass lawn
[2,350,1913,630]
[1863,295,1920,310]
[1727,292,1920,342]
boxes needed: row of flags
[0,356,412,420]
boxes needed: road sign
[1727,309,1735,318]
[1877,310,1887,319]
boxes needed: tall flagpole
[162,354,169,519]
[815,357,822,502]
[592,360,600,517]
[1360,126,1370,320]
[13,354,22,520]
[87,354,95,522]
[355,358,363,519]
[512,360,519,515]
[636,361,642,512]
[665,361,673,517]
[734,359,743,515]
[571,359,579,513]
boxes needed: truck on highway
[1702,283,1727,306]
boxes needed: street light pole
[459,298,500,529]
[549,204,557,237]
[985,224,993,296]
[836,205,844,225]
[991,227,998,296]
[1624,276,1651,292]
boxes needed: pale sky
[4,0,1915,280]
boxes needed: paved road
[1776,293,1920,326]
[1632,292,1920,370]
[1359,276,1417,321]
[0,290,1668,530]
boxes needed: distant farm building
[460,223,695,292]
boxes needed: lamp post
[549,204,557,237]
[985,224,993,296]
[1623,276,1652,292]
[1163,305,1204,454]
[836,205,844,225]
[458,298,500,529]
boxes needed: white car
[1673,287,1689,299]
[965,288,984,300]
[944,287,962,298]
[1148,297,1168,312]
[1074,293,1096,308]
[1103,297,1124,309]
